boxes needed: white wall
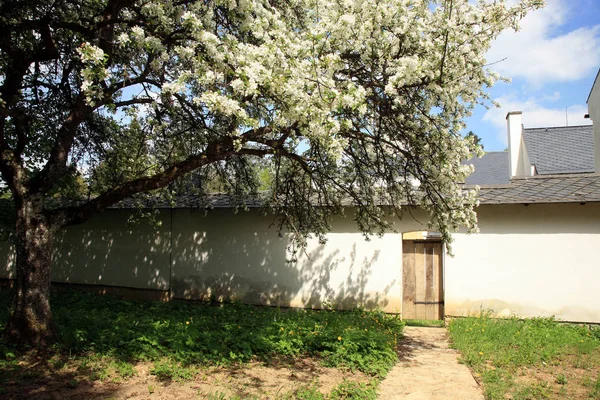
[0,241,15,279]
[2,202,600,322]
[52,210,172,290]
[588,73,600,172]
[0,207,427,312]
[445,203,600,323]
[0,210,172,290]
[170,208,426,312]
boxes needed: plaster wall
[170,208,427,312]
[445,202,600,323]
[0,241,15,279]
[52,210,172,290]
[0,210,172,290]
[1,202,600,322]
[588,82,600,172]
[0,207,427,312]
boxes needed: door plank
[414,242,426,319]
[435,242,444,319]
[402,241,416,319]
[403,240,444,320]
[425,243,434,320]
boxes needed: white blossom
[69,0,544,242]
[130,26,145,45]
[117,32,130,47]
[77,42,105,64]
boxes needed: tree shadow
[395,333,437,362]
[2,207,400,312]
[169,208,394,311]
[51,209,172,292]
[0,355,121,399]
[0,206,405,397]
[0,288,403,399]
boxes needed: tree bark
[4,195,57,347]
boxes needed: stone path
[378,326,485,400]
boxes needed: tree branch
[52,136,241,225]
[28,95,93,195]
[113,98,154,108]
[50,122,313,226]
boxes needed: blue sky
[464,0,600,151]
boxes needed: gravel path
[378,326,485,400]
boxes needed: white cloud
[540,91,561,102]
[486,0,600,85]
[483,94,592,146]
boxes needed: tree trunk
[4,196,57,347]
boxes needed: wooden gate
[402,240,444,320]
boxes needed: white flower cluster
[196,92,248,120]
[95,0,544,241]
[77,42,110,106]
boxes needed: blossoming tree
[0,0,543,345]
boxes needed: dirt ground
[1,358,369,399]
[508,352,600,399]
[1,326,490,399]
[378,326,485,400]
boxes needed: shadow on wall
[1,208,396,311]
[0,241,15,279]
[51,209,171,291]
[170,209,394,310]
[171,208,290,305]
[299,244,393,310]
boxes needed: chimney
[506,111,533,179]
[506,111,523,178]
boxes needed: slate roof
[476,174,600,205]
[107,173,600,210]
[111,193,264,209]
[464,152,510,185]
[522,125,594,175]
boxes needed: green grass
[204,379,378,400]
[448,315,600,400]
[327,380,378,399]
[277,380,378,400]
[0,289,403,389]
[403,319,445,328]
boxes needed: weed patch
[403,319,445,328]
[280,379,378,400]
[448,315,600,399]
[0,290,404,397]
[328,379,378,399]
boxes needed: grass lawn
[403,319,445,328]
[0,289,404,399]
[448,315,600,400]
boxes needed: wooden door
[402,240,444,320]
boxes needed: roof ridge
[511,172,600,180]
[524,124,593,131]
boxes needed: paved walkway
[378,326,485,400]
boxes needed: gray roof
[464,152,510,185]
[111,193,264,209]
[522,125,594,175]
[477,174,600,205]
[108,174,600,210]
